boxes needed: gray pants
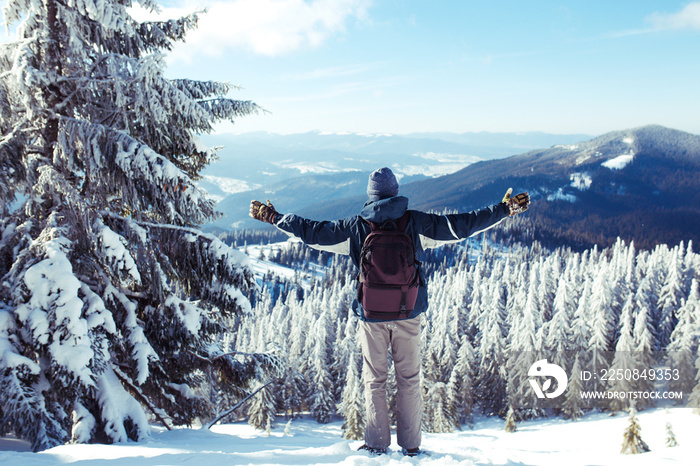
[359,317,422,450]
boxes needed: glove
[502,188,530,216]
[249,199,280,224]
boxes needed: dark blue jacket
[274,196,509,321]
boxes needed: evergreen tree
[307,305,335,424]
[275,361,306,419]
[570,277,592,352]
[686,281,700,413]
[545,274,574,396]
[690,349,700,415]
[587,266,615,395]
[0,0,263,451]
[425,274,459,383]
[331,311,356,404]
[335,316,363,439]
[657,249,684,348]
[631,279,657,409]
[537,256,557,323]
[337,348,364,440]
[474,281,507,417]
[247,383,277,431]
[608,294,636,412]
[665,410,678,447]
[504,405,517,433]
[448,335,475,428]
[423,381,455,433]
[620,402,650,455]
[667,294,698,396]
[561,354,584,420]
[506,268,543,420]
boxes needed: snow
[570,172,592,190]
[105,284,157,385]
[70,403,96,444]
[15,238,96,387]
[98,222,141,283]
[243,241,329,290]
[602,154,635,170]
[201,175,261,195]
[413,152,482,164]
[390,153,481,178]
[396,163,473,178]
[318,130,352,135]
[165,295,203,335]
[547,188,577,203]
[0,308,40,374]
[1,407,698,465]
[95,368,150,443]
[273,161,361,175]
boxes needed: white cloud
[647,2,700,31]
[129,0,371,62]
[606,3,700,38]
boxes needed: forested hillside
[228,230,700,436]
[299,125,700,250]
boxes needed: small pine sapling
[620,403,650,454]
[504,406,517,433]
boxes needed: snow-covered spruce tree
[631,278,657,410]
[686,280,700,413]
[447,334,475,428]
[504,405,517,433]
[620,402,650,455]
[337,346,364,440]
[587,266,615,396]
[474,280,507,417]
[0,0,265,451]
[667,292,698,397]
[247,382,277,431]
[561,354,584,420]
[665,415,678,447]
[506,266,544,421]
[423,381,455,433]
[607,294,637,412]
[307,298,335,424]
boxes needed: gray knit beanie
[367,167,399,201]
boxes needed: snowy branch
[112,364,173,431]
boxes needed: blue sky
[7,1,700,136]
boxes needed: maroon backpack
[358,212,421,320]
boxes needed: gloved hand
[502,188,530,216]
[249,199,281,224]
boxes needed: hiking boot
[402,447,422,457]
[358,444,387,456]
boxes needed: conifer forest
[233,229,700,439]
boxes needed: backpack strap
[366,211,411,232]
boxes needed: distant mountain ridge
[202,130,590,230]
[299,125,700,249]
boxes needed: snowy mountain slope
[199,130,590,231]
[1,407,698,465]
[303,125,700,249]
[205,159,481,231]
[244,241,330,289]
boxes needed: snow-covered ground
[243,241,330,289]
[1,407,698,465]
